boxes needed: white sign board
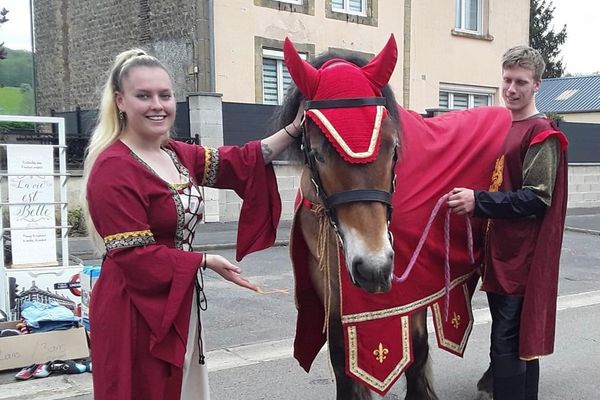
[7,145,57,267]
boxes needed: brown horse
[279,37,439,400]
[279,38,500,400]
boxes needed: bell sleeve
[87,155,203,367]
[172,140,282,261]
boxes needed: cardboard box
[0,265,83,321]
[0,321,89,371]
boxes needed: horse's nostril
[352,257,365,275]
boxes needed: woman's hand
[203,254,259,292]
[290,101,305,136]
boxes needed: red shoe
[15,364,37,380]
[32,362,52,378]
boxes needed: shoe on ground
[32,362,52,378]
[15,364,37,380]
[49,360,86,374]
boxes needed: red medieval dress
[86,139,281,400]
[481,116,568,359]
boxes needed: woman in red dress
[83,49,303,400]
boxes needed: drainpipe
[29,0,37,115]
[208,0,216,92]
[403,0,411,108]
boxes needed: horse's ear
[284,37,319,99]
[361,34,398,89]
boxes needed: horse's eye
[310,149,325,163]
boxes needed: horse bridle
[301,97,398,246]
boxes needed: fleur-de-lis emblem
[373,343,389,364]
[451,312,461,329]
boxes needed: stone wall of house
[568,165,600,208]
[33,0,211,116]
[63,164,600,225]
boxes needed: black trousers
[487,292,539,400]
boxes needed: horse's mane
[271,51,401,162]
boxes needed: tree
[530,0,567,78]
[0,8,8,60]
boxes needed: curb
[196,239,290,252]
[565,226,600,236]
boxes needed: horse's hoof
[475,391,493,400]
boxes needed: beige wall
[213,0,405,103]
[558,112,600,123]
[409,0,529,112]
[212,0,529,113]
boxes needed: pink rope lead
[392,192,475,321]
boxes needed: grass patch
[0,86,24,114]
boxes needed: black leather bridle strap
[305,97,387,109]
[324,189,392,209]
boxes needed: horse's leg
[327,315,374,400]
[476,365,493,400]
[404,309,439,400]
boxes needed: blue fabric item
[20,300,79,332]
[82,265,101,278]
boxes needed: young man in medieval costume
[448,45,568,400]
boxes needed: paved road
[1,229,599,400]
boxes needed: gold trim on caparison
[346,315,411,392]
[431,283,473,354]
[341,271,476,324]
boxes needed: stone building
[33,0,212,115]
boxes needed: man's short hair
[502,46,546,81]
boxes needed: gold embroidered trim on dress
[201,147,220,187]
[170,182,189,190]
[104,230,155,251]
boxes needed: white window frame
[455,0,482,34]
[332,0,367,17]
[262,48,306,105]
[278,0,303,5]
[439,83,495,109]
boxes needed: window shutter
[439,91,449,108]
[473,94,489,107]
[453,93,469,109]
[332,0,344,11]
[282,64,293,98]
[262,58,279,105]
[349,0,363,13]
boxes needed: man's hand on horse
[448,188,475,216]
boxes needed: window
[262,49,306,105]
[439,84,495,110]
[254,0,313,15]
[455,0,482,33]
[332,0,366,16]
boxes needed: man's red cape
[290,106,512,395]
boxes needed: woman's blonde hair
[81,49,170,252]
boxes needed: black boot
[491,354,526,400]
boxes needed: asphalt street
[1,212,599,400]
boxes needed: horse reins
[301,97,398,247]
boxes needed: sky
[1,0,599,75]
